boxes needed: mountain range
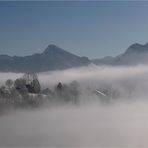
[93,42,148,66]
[1,42,148,72]
[0,44,90,72]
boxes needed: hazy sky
[0,1,148,58]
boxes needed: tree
[5,79,13,89]
[23,73,37,85]
[14,78,28,98]
[22,73,41,93]
[56,82,63,91]
[31,78,41,93]
[14,78,26,89]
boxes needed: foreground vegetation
[0,73,80,109]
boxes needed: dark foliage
[0,74,81,110]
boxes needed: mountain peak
[0,44,91,72]
[93,42,148,66]
[47,44,59,49]
[44,44,64,54]
[125,43,146,54]
[128,43,142,49]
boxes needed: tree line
[0,73,80,109]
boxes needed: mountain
[2,42,148,72]
[0,44,90,72]
[93,43,148,66]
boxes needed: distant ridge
[93,42,148,66]
[0,44,90,72]
[1,42,148,72]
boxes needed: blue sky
[0,1,148,58]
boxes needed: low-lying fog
[1,64,148,147]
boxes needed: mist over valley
[1,1,148,146]
[0,65,148,146]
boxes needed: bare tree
[23,73,37,85]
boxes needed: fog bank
[0,65,148,146]
[0,102,148,147]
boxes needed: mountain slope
[0,44,90,72]
[93,43,148,66]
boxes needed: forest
[0,73,80,110]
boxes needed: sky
[0,1,148,59]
